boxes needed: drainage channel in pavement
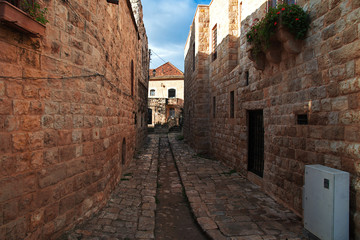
[154,135,209,240]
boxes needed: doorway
[248,110,264,177]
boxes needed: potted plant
[0,0,48,36]
[246,3,310,65]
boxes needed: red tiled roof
[149,62,183,77]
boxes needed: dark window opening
[212,25,217,61]
[213,96,216,118]
[297,114,308,125]
[122,138,126,165]
[148,108,152,124]
[134,113,137,125]
[168,89,176,98]
[150,89,155,96]
[283,0,296,5]
[267,0,277,10]
[230,91,235,118]
[169,108,175,118]
[131,60,134,96]
[245,71,249,86]
[107,0,119,4]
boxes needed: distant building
[184,0,360,237]
[148,62,184,129]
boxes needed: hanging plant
[246,3,310,57]
[21,0,48,24]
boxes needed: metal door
[248,110,264,177]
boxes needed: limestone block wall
[131,0,150,150]
[186,0,360,237]
[0,0,148,239]
[148,98,167,125]
[184,6,211,153]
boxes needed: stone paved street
[63,136,159,240]
[168,133,305,240]
[155,136,207,240]
[63,133,306,240]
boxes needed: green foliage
[21,0,49,24]
[246,3,310,57]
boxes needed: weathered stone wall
[184,6,211,153]
[185,0,360,237]
[131,0,149,150]
[0,0,148,239]
[148,98,167,125]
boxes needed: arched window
[168,88,176,98]
[150,89,155,96]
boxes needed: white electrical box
[304,165,349,240]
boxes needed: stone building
[0,0,148,239]
[184,0,360,237]
[148,62,184,128]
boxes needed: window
[267,0,295,11]
[283,0,296,5]
[213,96,216,118]
[192,43,196,72]
[168,89,176,98]
[212,24,217,61]
[297,114,308,125]
[169,108,175,118]
[150,89,155,96]
[230,91,234,118]
[267,0,277,10]
[245,71,249,86]
[122,138,126,165]
[106,0,119,4]
[148,108,153,124]
[131,60,134,96]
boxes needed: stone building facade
[184,0,360,237]
[0,0,148,239]
[148,62,184,128]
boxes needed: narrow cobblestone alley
[155,135,208,240]
[63,133,306,240]
[63,136,159,240]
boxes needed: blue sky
[142,0,211,72]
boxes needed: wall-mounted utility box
[304,165,349,240]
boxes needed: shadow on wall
[184,1,360,238]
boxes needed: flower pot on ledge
[246,45,265,71]
[0,0,45,37]
[263,40,282,64]
[276,24,302,54]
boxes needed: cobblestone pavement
[155,136,208,240]
[168,133,305,240]
[63,133,306,240]
[64,135,159,240]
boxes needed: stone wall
[131,0,150,149]
[148,98,167,125]
[0,0,148,239]
[185,0,360,237]
[184,6,211,153]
